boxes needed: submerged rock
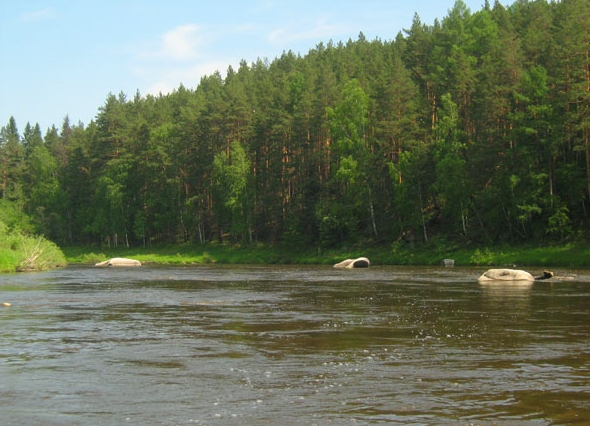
[442,259,455,267]
[95,257,141,267]
[538,271,554,280]
[333,257,370,269]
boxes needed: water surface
[1,265,589,425]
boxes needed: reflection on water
[480,281,533,320]
[1,265,589,425]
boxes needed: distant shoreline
[60,242,590,269]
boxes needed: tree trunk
[368,187,378,237]
[418,182,428,243]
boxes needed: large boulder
[95,257,141,267]
[477,268,534,282]
[334,257,370,269]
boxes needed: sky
[1,0,497,134]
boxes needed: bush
[0,220,66,273]
[469,248,494,266]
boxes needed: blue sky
[1,0,496,133]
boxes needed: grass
[0,235,67,273]
[61,241,590,268]
[0,249,20,272]
[63,243,340,266]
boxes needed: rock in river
[95,257,142,267]
[477,268,534,282]
[333,257,370,269]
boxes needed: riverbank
[62,241,590,268]
[0,230,67,273]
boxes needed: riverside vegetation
[2,209,589,272]
[0,201,66,273]
[3,199,589,272]
[62,241,590,269]
[2,0,590,271]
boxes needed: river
[0,264,589,425]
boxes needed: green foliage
[327,79,369,156]
[0,199,34,233]
[469,248,495,266]
[15,234,66,272]
[213,141,253,243]
[547,205,572,241]
[0,208,66,272]
[60,240,590,268]
[432,93,470,234]
[2,0,590,251]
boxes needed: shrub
[0,220,66,273]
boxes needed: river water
[0,264,589,425]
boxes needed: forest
[1,0,589,253]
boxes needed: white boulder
[95,257,141,267]
[334,257,370,269]
[477,268,534,282]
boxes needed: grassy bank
[62,241,590,268]
[0,227,67,273]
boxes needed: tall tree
[213,140,253,243]
[433,93,471,236]
[0,117,25,204]
[554,0,590,210]
[323,78,377,243]
[26,144,62,236]
[22,122,43,155]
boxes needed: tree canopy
[2,0,589,249]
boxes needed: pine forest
[1,0,590,252]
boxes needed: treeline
[1,0,589,249]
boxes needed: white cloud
[130,23,235,96]
[145,23,204,61]
[19,7,55,23]
[162,24,203,60]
